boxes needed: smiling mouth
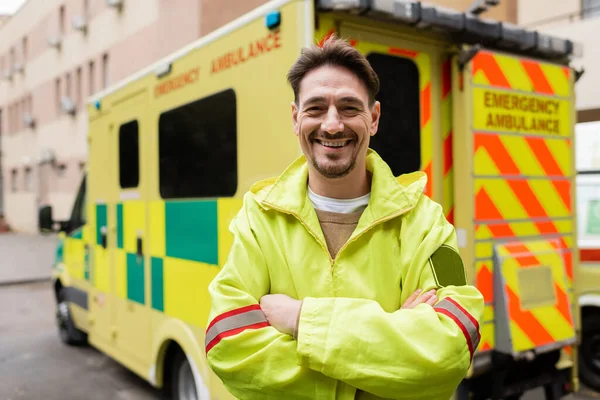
[314,139,353,148]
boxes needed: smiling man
[205,36,484,400]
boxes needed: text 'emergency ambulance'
[481,90,562,135]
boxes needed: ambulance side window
[68,176,86,233]
[366,53,421,176]
[158,88,237,199]
[119,120,140,189]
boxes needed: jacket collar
[251,149,427,230]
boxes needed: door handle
[100,226,107,249]
[136,236,143,257]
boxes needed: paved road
[0,281,163,400]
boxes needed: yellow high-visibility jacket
[206,149,485,400]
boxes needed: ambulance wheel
[171,350,198,400]
[56,288,87,345]
[580,312,600,391]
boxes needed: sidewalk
[0,233,58,285]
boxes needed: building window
[9,47,15,70]
[102,53,109,89]
[583,0,600,19]
[366,53,421,176]
[24,167,32,191]
[158,89,238,199]
[22,36,27,63]
[0,108,3,136]
[118,120,140,189]
[11,169,17,192]
[76,67,82,106]
[88,60,95,96]
[59,5,66,36]
[55,77,62,115]
[65,72,71,99]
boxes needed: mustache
[309,129,357,141]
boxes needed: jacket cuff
[296,297,332,371]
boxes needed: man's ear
[370,101,381,136]
[291,101,300,136]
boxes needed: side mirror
[38,205,54,233]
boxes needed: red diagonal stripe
[521,60,555,95]
[488,223,516,238]
[349,39,358,47]
[506,180,547,218]
[474,134,520,175]
[506,285,555,347]
[475,188,504,221]
[443,131,453,175]
[442,58,451,100]
[504,243,540,266]
[473,52,511,88]
[421,83,431,128]
[563,250,573,281]
[481,342,492,351]
[554,283,573,325]
[446,207,454,225]
[524,137,565,176]
[423,162,433,197]
[389,47,418,58]
[563,67,570,80]
[476,264,494,302]
[551,180,572,212]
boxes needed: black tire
[171,350,198,400]
[56,287,87,345]
[580,312,600,391]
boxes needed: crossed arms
[205,197,484,400]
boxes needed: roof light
[391,0,421,24]
[265,11,281,30]
[570,40,584,58]
[498,22,536,50]
[94,100,101,111]
[420,5,465,32]
[464,13,501,42]
[317,0,369,11]
[155,63,172,78]
[535,32,569,58]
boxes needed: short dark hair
[287,35,380,106]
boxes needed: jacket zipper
[261,201,417,275]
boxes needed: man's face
[292,65,380,179]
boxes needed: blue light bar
[265,11,281,30]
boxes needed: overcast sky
[0,0,27,15]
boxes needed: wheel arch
[151,318,212,399]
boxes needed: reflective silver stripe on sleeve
[205,309,268,349]
[434,298,481,353]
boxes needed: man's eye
[306,107,322,112]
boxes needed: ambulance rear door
[452,47,578,359]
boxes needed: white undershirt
[308,186,371,214]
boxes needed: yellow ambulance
[38,0,584,399]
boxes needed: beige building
[0,0,517,234]
[518,1,599,121]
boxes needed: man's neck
[308,166,371,199]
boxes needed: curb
[0,276,52,288]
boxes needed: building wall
[0,0,268,233]
[517,0,600,119]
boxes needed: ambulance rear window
[366,53,421,176]
[158,88,237,199]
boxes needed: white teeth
[320,141,348,148]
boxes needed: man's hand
[401,289,438,309]
[260,294,302,336]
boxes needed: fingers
[402,289,422,307]
[402,289,438,309]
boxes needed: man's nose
[321,106,344,135]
